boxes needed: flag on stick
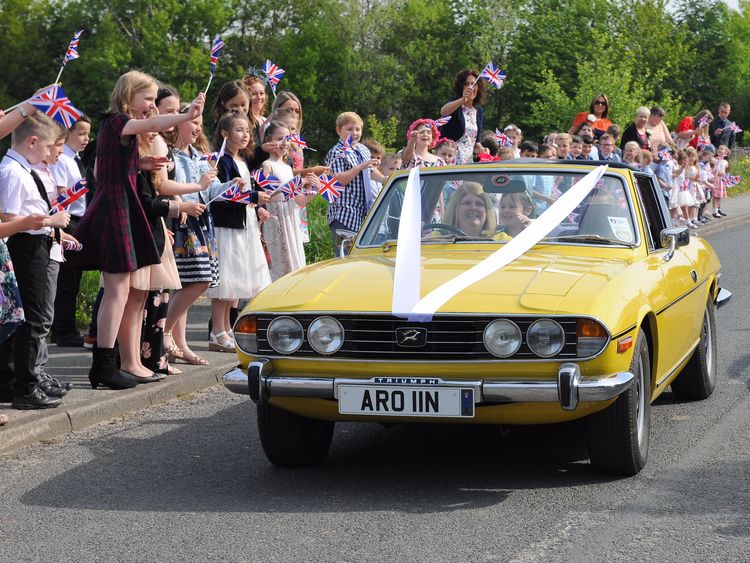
[317,174,345,203]
[262,59,285,98]
[479,62,507,89]
[205,35,225,93]
[29,85,83,128]
[50,179,88,214]
[54,30,84,84]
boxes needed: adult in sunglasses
[569,94,612,140]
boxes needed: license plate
[338,385,475,418]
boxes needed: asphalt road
[1,225,749,562]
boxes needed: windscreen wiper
[542,234,635,247]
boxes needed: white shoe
[209,331,236,352]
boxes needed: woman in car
[443,182,496,236]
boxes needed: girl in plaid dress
[74,71,206,390]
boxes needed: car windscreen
[357,170,638,247]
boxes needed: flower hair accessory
[406,118,440,148]
[246,66,271,86]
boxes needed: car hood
[250,248,633,315]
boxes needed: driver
[443,182,496,237]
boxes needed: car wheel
[587,329,651,476]
[670,298,717,400]
[256,403,334,467]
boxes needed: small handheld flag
[479,62,507,89]
[696,137,709,151]
[50,179,88,214]
[728,122,742,134]
[494,129,513,147]
[657,147,672,161]
[722,175,741,188]
[206,181,249,205]
[284,134,316,151]
[697,115,710,129]
[335,135,355,159]
[317,174,345,203]
[432,115,451,127]
[54,30,84,84]
[29,85,83,129]
[205,35,225,93]
[252,169,281,191]
[262,59,285,98]
[278,175,304,201]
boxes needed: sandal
[167,365,183,375]
[164,331,184,362]
[180,352,209,366]
[0,414,8,426]
[209,331,235,352]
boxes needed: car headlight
[307,316,345,355]
[233,315,257,354]
[267,316,304,354]
[527,319,565,357]
[483,319,522,358]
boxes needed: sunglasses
[593,101,607,106]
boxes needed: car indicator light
[233,315,258,355]
[617,336,633,354]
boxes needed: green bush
[76,270,100,330]
[727,156,750,195]
[304,196,334,264]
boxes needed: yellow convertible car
[224,161,729,475]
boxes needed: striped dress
[171,146,220,286]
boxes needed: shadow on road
[19,401,620,514]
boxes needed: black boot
[89,347,139,390]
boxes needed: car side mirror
[660,226,689,262]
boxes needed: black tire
[256,403,334,467]
[588,329,651,476]
[670,298,717,400]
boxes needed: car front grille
[256,314,581,361]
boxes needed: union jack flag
[278,175,304,200]
[209,35,225,74]
[262,59,285,95]
[722,175,741,188]
[728,122,743,134]
[657,147,672,161]
[479,62,507,89]
[201,137,227,164]
[495,129,513,147]
[284,134,316,151]
[252,169,281,190]
[51,179,88,214]
[697,115,710,129]
[696,137,709,151]
[62,30,83,66]
[335,135,355,159]
[433,115,451,127]
[216,182,249,203]
[29,85,83,129]
[317,174,345,203]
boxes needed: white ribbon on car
[391,166,423,316]
[390,165,608,322]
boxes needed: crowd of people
[0,65,740,421]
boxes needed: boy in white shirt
[0,113,71,409]
[50,115,91,347]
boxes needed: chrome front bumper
[223,359,634,412]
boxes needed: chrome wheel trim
[635,353,647,449]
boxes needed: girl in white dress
[206,112,271,351]
[261,121,318,281]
